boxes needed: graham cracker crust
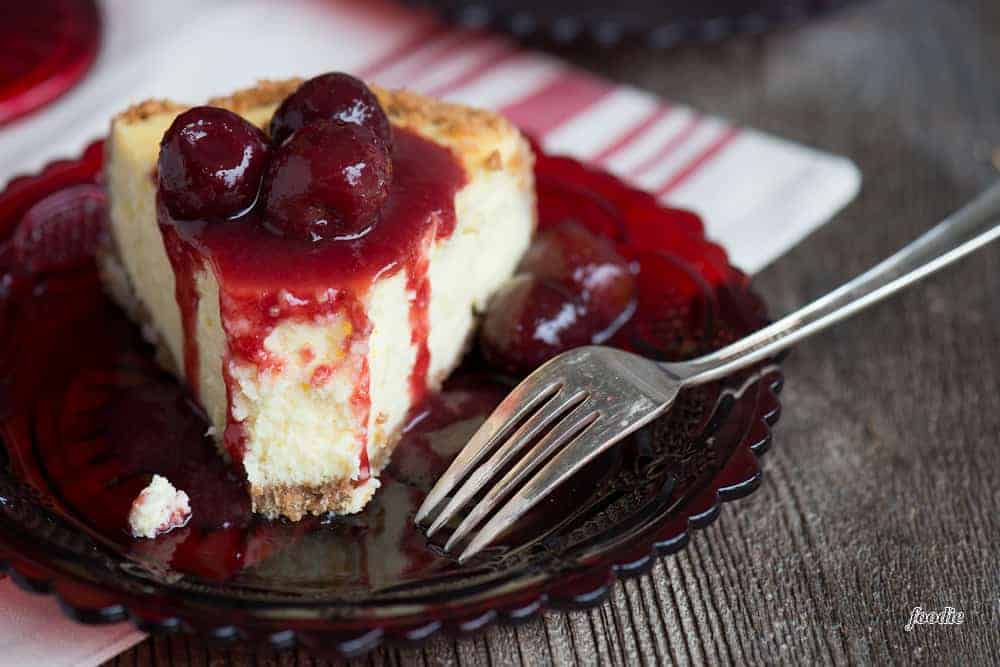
[250,435,396,520]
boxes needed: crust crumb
[207,78,304,115]
[116,99,186,124]
[484,150,503,170]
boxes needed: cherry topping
[158,106,270,220]
[269,72,392,149]
[519,221,635,323]
[12,184,106,274]
[480,275,593,376]
[617,250,712,360]
[263,120,392,242]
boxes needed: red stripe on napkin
[590,105,672,165]
[425,43,522,98]
[358,23,447,79]
[626,113,703,179]
[499,72,614,137]
[370,30,489,88]
[655,126,741,196]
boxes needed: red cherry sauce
[0,138,778,586]
[158,128,465,466]
[406,249,432,405]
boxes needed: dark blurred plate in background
[0,0,101,127]
[404,0,860,48]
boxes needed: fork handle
[671,180,1000,386]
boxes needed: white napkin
[0,0,861,663]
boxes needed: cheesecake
[128,475,191,539]
[100,75,535,520]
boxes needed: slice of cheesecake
[100,78,535,520]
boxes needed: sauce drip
[405,249,432,404]
[0,136,776,588]
[158,128,466,466]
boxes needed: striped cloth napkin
[0,0,860,663]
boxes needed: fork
[416,181,1000,562]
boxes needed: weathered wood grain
[111,0,1000,663]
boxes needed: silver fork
[416,181,1000,562]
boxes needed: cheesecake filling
[157,128,466,517]
[102,81,537,521]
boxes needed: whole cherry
[12,184,107,275]
[519,221,636,326]
[158,106,270,220]
[479,274,593,376]
[263,119,392,242]
[269,72,392,149]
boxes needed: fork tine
[414,364,565,525]
[458,403,667,562]
[444,400,600,552]
[425,385,589,537]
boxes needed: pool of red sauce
[0,137,764,587]
[159,128,465,466]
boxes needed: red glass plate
[0,141,782,658]
[0,0,101,126]
[408,0,860,48]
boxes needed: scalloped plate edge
[0,372,782,658]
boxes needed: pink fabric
[0,579,144,665]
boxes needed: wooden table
[112,0,1000,663]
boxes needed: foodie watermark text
[904,606,964,631]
